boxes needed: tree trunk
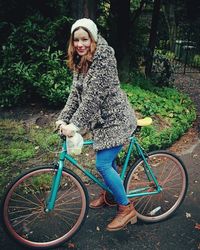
[162,2,177,51]
[70,0,85,19]
[109,0,131,81]
[145,0,161,77]
[70,0,97,20]
[83,0,97,20]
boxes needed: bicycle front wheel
[2,166,89,249]
[124,151,188,223]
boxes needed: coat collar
[92,34,109,60]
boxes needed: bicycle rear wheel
[124,151,188,222]
[2,165,89,249]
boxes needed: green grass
[0,120,59,196]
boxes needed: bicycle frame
[46,136,162,211]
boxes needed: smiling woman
[56,18,138,231]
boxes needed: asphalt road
[0,139,200,250]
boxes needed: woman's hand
[59,123,79,137]
[55,120,66,130]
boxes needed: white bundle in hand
[67,133,84,155]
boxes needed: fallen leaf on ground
[195,223,200,230]
[68,242,75,248]
[186,212,192,218]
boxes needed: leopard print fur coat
[58,35,137,150]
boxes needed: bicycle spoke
[55,213,76,227]
[8,206,40,214]
[55,198,82,208]
[11,192,41,207]
[12,210,42,227]
[56,188,81,202]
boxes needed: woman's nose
[77,41,83,47]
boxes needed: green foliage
[0,120,57,167]
[122,84,196,150]
[165,51,175,60]
[151,50,175,87]
[193,54,200,67]
[0,119,59,195]
[128,71,154,89]
[0,120,35,169]
[0,14,73,108]
[32,48,72,105]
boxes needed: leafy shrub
[128,71,154,90]
[193,54,200,67]
[122,84,196,151]
[0,14,73,107]
[151,51,175,87]
[165,51,175,60]
[32,48,72,105]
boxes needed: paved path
[0,139,199,250]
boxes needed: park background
[0,1,200,249]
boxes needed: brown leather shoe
[89,191,106,209]
[106,203,137,231]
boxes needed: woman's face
[73,28,92,56]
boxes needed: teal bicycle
[1,118,188,249]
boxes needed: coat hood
[93,34,115,61]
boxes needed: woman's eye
[73,38,88,42]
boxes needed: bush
[128,71,154,90]
[122,84,196,151]
[32,48,72,105]
[151,51,175,87]
[193,54,200,67]
[0,14,73,107]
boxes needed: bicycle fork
[45,160,63,212]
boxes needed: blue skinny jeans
[96,145,129,205]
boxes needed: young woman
[56,18,137,231]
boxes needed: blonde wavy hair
[67,27,97,74]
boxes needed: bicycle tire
[2,165,89,249]
[124,151,188,223]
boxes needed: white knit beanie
[71,18,98,42]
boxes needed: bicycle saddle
[137,117,153,126]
